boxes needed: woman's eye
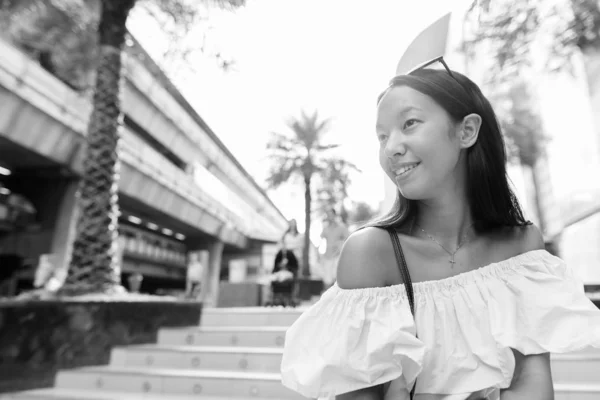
[403,119,420,129]
[377,133,388,142]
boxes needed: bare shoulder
[514,223,545,253]
[496,223,545,255]
[336,226,397,290]
[482,223,546,266]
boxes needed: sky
[128,0,472,241]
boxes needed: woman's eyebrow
[376,106,424,132]
[398,106,423,115]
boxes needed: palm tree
[316,158,360,224]
[266,110,340,277]
[66,0,244,295]
[2,0,244,295]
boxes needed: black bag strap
[386,228,415,315]
[385,227,417,400]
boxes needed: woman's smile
[392,162,420,182]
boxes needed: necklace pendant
[449,256,456,267]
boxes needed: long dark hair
[368,68,530,232]
[273,249,299,276]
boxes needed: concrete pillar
[201,240,224,307]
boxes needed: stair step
[116,344,285,354]
[54,366,303,399]
[3,383,600,400]
[200,308,303,327]
[157,326,288,347]
[552,352,600,384]
[0,387,295,400]
[553,352,600,361]
[555,383,600,400]
[110,345,283,372]
[556,346,600,356]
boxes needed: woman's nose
[384,131,407,158]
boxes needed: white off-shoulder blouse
[280,250,600,400]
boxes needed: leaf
[465,0,600,85]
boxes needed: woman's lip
[393,163,419,179]
[392,162,420,175]
[391,161,420,169]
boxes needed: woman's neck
[412,194,474,248]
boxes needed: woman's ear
[459,113,482,149]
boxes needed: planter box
[218,282,262,307]
[0,299,202,393]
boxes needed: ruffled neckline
[333,249,555,297]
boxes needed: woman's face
[376,86,464,200]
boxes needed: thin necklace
[414,221,475,267]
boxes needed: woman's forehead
[378,86,435,112]
[376,86,443,126]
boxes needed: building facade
[0,34,289,304]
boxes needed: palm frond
[314,116,332,136]
[285,109,335,150]
[266,131,301,150]
[267,143,295,154]
[288,119,314,148]
[314,143,340,152]
[267,153,304,166]
[265,161,301,189]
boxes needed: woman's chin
[386,173,425,200]
[396,183,424,201]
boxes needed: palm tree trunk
[302,175,311,277]
[61,0,137,295]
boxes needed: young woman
[281,219,303,259]
[280,60,600,399]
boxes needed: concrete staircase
[553,348,600,400]
[0,307,306,400]
[1,305,598,399]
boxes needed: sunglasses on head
[379,56,460,104]
[406,55,455,77]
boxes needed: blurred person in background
[281,219,303,260]
[127,272,143,293]
[319,209,350,289]
[186,252,203,300]
[273,242,299,278]
[268,243,299,307]
[266,221,302,307]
